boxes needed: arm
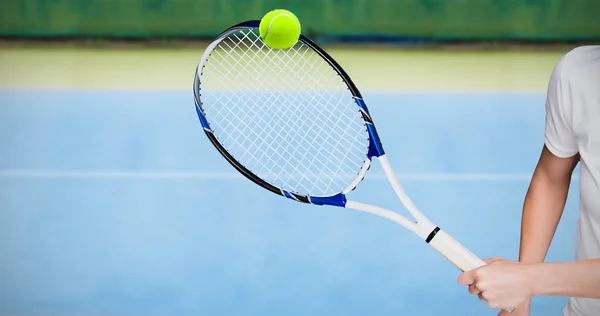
[489,146,578,313]
[456,147,579,311]
[518,145,579,266]
[457,257,600,310]
[519,50,578,267]
[533,259,600,298]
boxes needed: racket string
[210,34,356,156]
[199,28,369,196]
[210,38,363,189]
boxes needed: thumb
[457,270,476,286]
[484,256,504,264]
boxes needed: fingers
[458,270,475,286]
[465,276,499,309]
[469,283,479,295]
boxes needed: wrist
[528,262,548,296]
[518,299,532,312]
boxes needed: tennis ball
[259,9,301,50]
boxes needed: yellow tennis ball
[259,9,301,50]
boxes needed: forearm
[519,160,572,263]
[531,259,600,298]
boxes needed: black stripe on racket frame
[193,20,385,205]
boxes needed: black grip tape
[425,227,441,243]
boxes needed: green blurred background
[1,0,600,40]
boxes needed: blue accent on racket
[195,106,211,131]
[310,194,347,207]
[355,97,385,158]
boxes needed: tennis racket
[193,20,510,312]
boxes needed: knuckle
[474,269,485,278]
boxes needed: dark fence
[1,0,599,40]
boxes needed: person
[458,45,600,316]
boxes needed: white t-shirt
[544,45,600,316]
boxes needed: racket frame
[194,20,513,312]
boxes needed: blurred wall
[0,0,599,40]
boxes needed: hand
[458,257,536,310]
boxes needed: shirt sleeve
[544,53,578,158]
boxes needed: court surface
[0,47,580,316]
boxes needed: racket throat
[377,154,433,227]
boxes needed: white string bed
[198,28,370,197]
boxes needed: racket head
[193,20,384,206]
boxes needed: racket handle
[428,229,485,272]
[428,229,515,313]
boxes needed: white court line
[0,169,546,181]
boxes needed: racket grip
[428,229,485,272]
[428,229,515,313]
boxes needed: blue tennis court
[0,89,580,315]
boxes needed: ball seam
[264,13,300,44]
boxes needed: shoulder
[565,45,600,60]
[555,46,600,79]
[547,45,600,98]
